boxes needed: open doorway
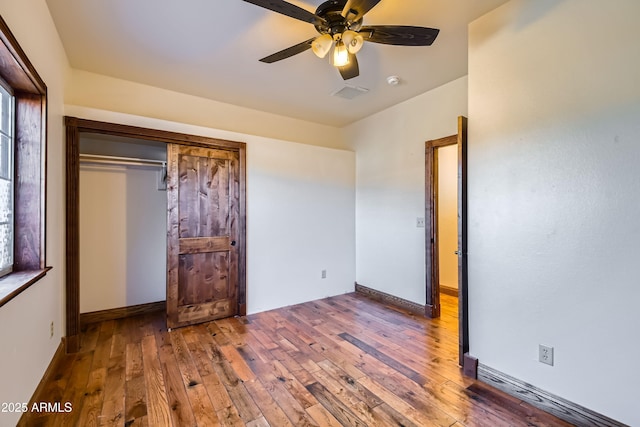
[425,116,468,366]
[78,134,168,322]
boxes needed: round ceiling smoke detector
[386,75,400,86]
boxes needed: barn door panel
[167,144,241,328]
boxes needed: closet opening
[65,117,247,353]
[78,134,168,326]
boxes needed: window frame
[0,15,50,308]
[0,81,14,277]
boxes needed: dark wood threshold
[18,339,66,425]
[0,267,52,308]
[80,300,166,326]
[478,364,628,427]
[355,282,425,316]
[440,285,458,297]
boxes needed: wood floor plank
[305,403,344,427]
[80,322,100,352]
[306,382,367,427]
[156,330,197,427]
[246,416,271,427]
[124,342,148,425]
[244,378,296,427]
[311,365,378,425]
[261,378,319,427]
[180,326,217,377]
[50,350,94,427]
[75,367,107,427]
[220,344,257,382]
[140,334,172,427]
[357,376,450,427]
[315,359,383,409]
[186,383,222,427]
[28,293,572,427]
[338,332,430,386]
[169,329,223,426]
[372,403,421,427]
[98,362,125,426]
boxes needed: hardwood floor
[20,293,573,426]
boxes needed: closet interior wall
[78,133,168,314]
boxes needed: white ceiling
[46,0,508,127]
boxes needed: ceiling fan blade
[243,0,326,26]
[259,38,315,63]
[360,26,440,46]
[338,54,359,80]
[341,0,382,22]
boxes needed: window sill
[0,268,52,308]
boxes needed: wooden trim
[65,121,80,353]
[0,268,51,308]
[17,339,66,425]
[462,353,478,378]
[425,304,437,318]
[0,16,47,94]
[14,93,46,270]
[425,116,468,367]
[425,134,458,319]
[65,117,247,351]
[80,301,166,326]
[457,116,469,366]
[431,134,458,148]
[64,117,243,150]
[478,364,628,427]
[439,285,458,297]
[238,142,247,316]
[355,283,425,316]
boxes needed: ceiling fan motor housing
[314,0,363,36]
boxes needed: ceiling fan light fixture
[311,34,333,58]
[331,40,349,67]
[342,30,364,54]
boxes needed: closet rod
[79,153,166,167]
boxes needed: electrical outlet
[539,344,553,366]
[416,217,425,228]
[50,321,54,338]
[321,270,327,279]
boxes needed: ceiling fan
[242,0,440,80]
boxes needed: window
[0,84,14,277]
[0,15,49,307]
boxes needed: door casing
[425,116,468,366]
[64,117,246,353]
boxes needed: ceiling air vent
[331,85,369,100]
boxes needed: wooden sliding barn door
[167,144,242,328]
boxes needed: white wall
[0,1,70,426]
[469,1,640,425]
[437,145,458,290]
[79,163,167,312]
[343,76,467,304]
[67,69,348,150]
[248,139,355,313]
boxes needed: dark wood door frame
[64,117,247,353]
[425,116,468,366]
